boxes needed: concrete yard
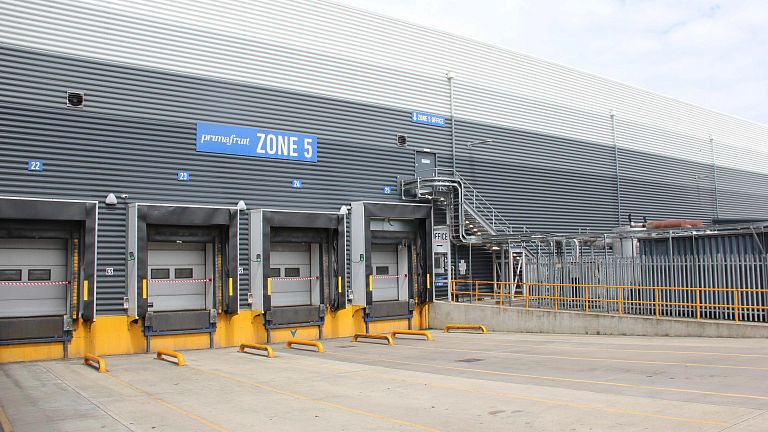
[1,331,767,432]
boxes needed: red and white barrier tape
[149,278,212,283]
[270,276,319,281]
[372,274,407,279]
[0,280,70,286]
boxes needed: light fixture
[236,200,247,211]
[105,193,117,206]
[339,205,349,215]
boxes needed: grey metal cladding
[618,148,717,222]
[0,46,448,314]
[451,118,619,232]
[5,0,767,177]
[3,46,768,314]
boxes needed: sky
[333,0,768,125]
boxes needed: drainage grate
[456,358,485,363]
[336,345,356,349]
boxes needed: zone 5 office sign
[196,122,317,163]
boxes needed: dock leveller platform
[286,339,324,353]
[444,324,488,334]
[353,333,394,345]
[391,329,432,341]
[239,343,275,358]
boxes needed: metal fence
[450,255,768,323]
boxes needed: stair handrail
[433,168,516,234]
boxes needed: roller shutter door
[0,239,68,317]
[371,244,399,302]
[148,242,207,312]
[270,243,311,307]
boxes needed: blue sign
[291,179,303,188]
[27,160,43,172]
[383,186,394,195]
[196,122,317,162]
[177,171,190,181]
[411,111,446,127]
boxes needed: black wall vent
[66,91,84,108]
[396,134,407,147]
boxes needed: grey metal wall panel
[618,148,718,223]
[452,119,619,232]
[2,0,767,177]
[2,46,768,315]
[454,246,494,284]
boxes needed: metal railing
[420,168,520,235]
[449,254,768,323]
[445,168,513,234]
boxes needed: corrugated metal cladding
[0,46,450,314]
[454,246,493,284]
[1,53,767,311]
[2,0,767,175]
[639,231,768,257]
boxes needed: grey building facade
[0,0,767,344]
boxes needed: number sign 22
[28,160,44,172]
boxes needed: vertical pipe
[609,110,622,226]
[710,135,720,219]
[469,242,473,282]
[447,71,457,173]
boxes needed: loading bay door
[371,244,399,302]
[147,242,209,312]
[270,243,311,307]
[0,239,68,317]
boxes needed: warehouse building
[1,0,767,361]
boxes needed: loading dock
[350,202,433,333]
[0,197,97,358]
[126,204,239,350]
[250,209,345,342]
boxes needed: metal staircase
[401,168,519,244]
[402,168,535,300]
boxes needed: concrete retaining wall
[429,302,768,338]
